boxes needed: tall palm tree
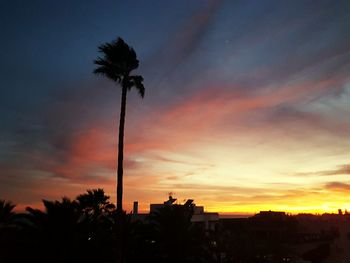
[94,37,145,213]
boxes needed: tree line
[0,189,217,263]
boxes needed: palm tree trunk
[117,84,127,212]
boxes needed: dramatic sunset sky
[1,0,350,214]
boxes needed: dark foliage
[0,200,16,224]
[0,192,218,263]
[0,193,337,263]
[128,202,214,263]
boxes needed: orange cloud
[3,71,350,213]
[125,72,349,158]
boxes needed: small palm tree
[76,188,115,221]
[94,37,144,213]
[0,200,16,225]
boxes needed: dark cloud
[142,0,224,98]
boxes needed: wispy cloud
[298,165,350,177]
[325,181,350,191]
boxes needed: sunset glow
[1,0,350,214]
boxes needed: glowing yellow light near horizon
[122,105,350,215]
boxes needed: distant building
[132,196,219,230]
[253,210,288,220]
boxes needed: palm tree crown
[94,37,145,97]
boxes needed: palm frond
[0,200,16,223]
[94,66,122,83]
[129,75,145,98]
[93,37,145,100]
[94,37,139,80]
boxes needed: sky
[1,0,350,214]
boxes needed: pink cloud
[3,68,349,212]
[124,73,349,156]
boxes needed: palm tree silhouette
[94,37,144,213]
[0,200,16,225]
[24,192,119,263]
[77,188,115,217]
